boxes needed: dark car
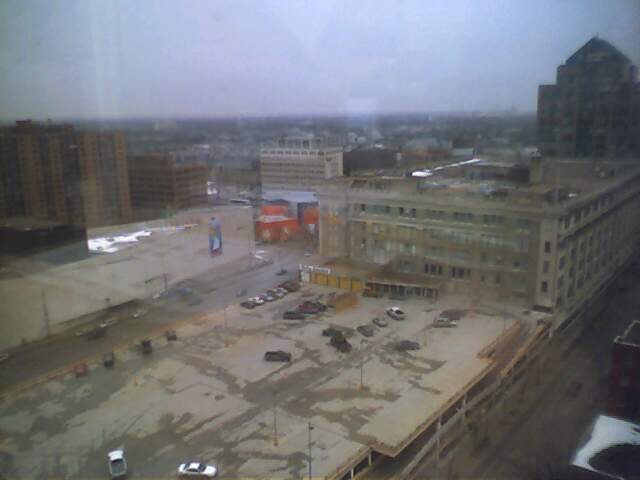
[240,301,255,309]
[264,350,292,362]
[322,327,342,337]
[276,268,288,276]
[395,340,421,351]
[283,311,305,320]
[279,281,300,292]
[103,352,115,368]
[86,325,107,340]
[330,334,352,353]
[298,302,321,314]
[357,325,375,337]
[140,339,153,355]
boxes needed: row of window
[356,203,531,229]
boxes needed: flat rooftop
[0,288,519,479]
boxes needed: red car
[297,302,321,314]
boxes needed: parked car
[249,296,264,306]
[262,293,276,302]
[0,352,12,364]
[279,281,300,292]
[303,250,312,257]
[268,289,284,299]
[274,288,287,298]
[372,317,388,328]
[283,311,305,320]
[178,462,218,477]
[298,302,322,314]
[107,449,127,479]
[433,316,458,328]
[395,340,421,351]
[386,307,406,320]
[357,325,375,337]
[322,327,342,337]
[276,268,288,276]
[264,350,292,362]
[240,301,255,309]
[330,332,352,353]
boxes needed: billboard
[208,216,223,256]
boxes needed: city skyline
[1,0,639,120]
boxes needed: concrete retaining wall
[0,206,254,350]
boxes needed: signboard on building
[299,264,331,275]
[208,216,223,256]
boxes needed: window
[544,241,551,253]
[543,261,550,274]
[541,281,548,293]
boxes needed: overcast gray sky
[1,0,638,119]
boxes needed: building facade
[607,320,640,422]
[0,120,132,227]
[129,154,208,216]
[318,159,640,320]
[537,37,640,158]
[260,137,343,192]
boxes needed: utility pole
[308,422,314,480]
[273,390,278,446]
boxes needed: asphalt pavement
[0,242,308,393]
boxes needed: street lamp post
[308,422,314,480]
[273,390,278,446]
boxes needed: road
[0,242,309,392]
[413,278,637,479]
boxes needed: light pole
[308,422,314,480]
[224,308,229,347]
[273,390,279,446]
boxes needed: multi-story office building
[260,137,343,192]
[129,154,208,215]
[0,120,132,227]
[537,37,640,158]
[318,158,640,322]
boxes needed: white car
[249,296,265,306]
[386,307,406,320]
[178,462,217,477]
[107,450,127,479]
[275,287,288,297]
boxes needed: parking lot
[0,284,520,479]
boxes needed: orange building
[255,216,300,242]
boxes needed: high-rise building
[260,137,343,192]
[0,120,132,227]
[129,154,208,216]
[537,37,640,158]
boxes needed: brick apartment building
[0,120,132,227]
[537,37,640,158]
[128,154,208,216]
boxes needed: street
[0,242,308,392]
[414,279,636,479]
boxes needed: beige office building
[317,158,640,326]
[260,137,343,192]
